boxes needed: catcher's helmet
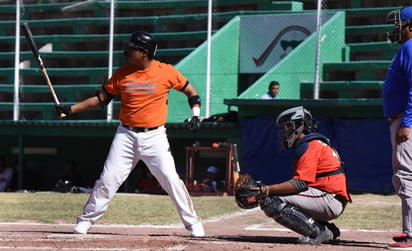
[276,106,316,149]
[386,6,412,43]
[126,31,158,58]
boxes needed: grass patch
[0,192,402,230]
[0,193,240,225]
[332,193,401,230]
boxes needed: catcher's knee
[261,195,319,237]
[260,195,285,219]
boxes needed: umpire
[383,6,412,250]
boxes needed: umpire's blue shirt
[383,39,412,128]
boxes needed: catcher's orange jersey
[104,60,187,127]
[292,139,351,202]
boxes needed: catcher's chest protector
[291,133,331,162]
[291,133,345,178]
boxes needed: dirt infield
[0,208,395,251]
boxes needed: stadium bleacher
[0,1,404,119]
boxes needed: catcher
[235,106,351,245]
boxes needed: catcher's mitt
[234,174,267,209]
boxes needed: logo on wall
[252,25,311,67]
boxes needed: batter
[56,30,204,237]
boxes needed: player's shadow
[213,235,388,249]
[213,235,295,244]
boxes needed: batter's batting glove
[55,104,72,117]
[187,116,200,132]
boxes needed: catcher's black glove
[235,174,268,209]
[55,104,72,117]
[187,116,200,132]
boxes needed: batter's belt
[122,123,161,133]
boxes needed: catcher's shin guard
[260,196,319,238]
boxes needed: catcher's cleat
[322,222,340,239]
[73,221,92,234]
[296,224,334,245]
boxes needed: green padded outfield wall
[239,11,346,99]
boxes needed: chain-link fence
[0,0,402,122]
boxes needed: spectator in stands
[0,155,13,192]
[135,166,164,194]
[201,166,225,193]
[261,81,280,99]
[53,160,84,192]
[383,6,412,250]
[7,160,21,192]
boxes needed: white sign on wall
[239,14,333,73]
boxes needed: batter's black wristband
[188,95,201,107]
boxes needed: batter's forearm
[71,96,100,113]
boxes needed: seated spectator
[53,160,84,193]
[201,166,226,193]
[0,155,13,192]
[135,166,164,194]
[261,81,280,99]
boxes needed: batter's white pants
[77,125,201,229]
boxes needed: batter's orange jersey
[104,60,188,128]
[292,139,351,202]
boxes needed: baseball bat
[21,22,65,118]
[232,143,240,188]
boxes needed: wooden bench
[0,101,121,120]
[346,41,399,61]
[0,48,195,67]
[0,31,209,47]
[322,60,390,81]
[300,80,384,99]
[0,10,292,34]
[345,24,391,35]
[0,0,280,16]
[0,67,108,84]
[0,84,100,102]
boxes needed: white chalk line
[245,224,399,233]
[0,208,398,250]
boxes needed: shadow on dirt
[211,235,387,249]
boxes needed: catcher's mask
[125,30,158,58]
[386,7,412,43]
[276,106,316,149]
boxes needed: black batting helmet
[126,31,158,58]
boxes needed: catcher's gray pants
[279,187,346,222]
[390,117,412,237]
